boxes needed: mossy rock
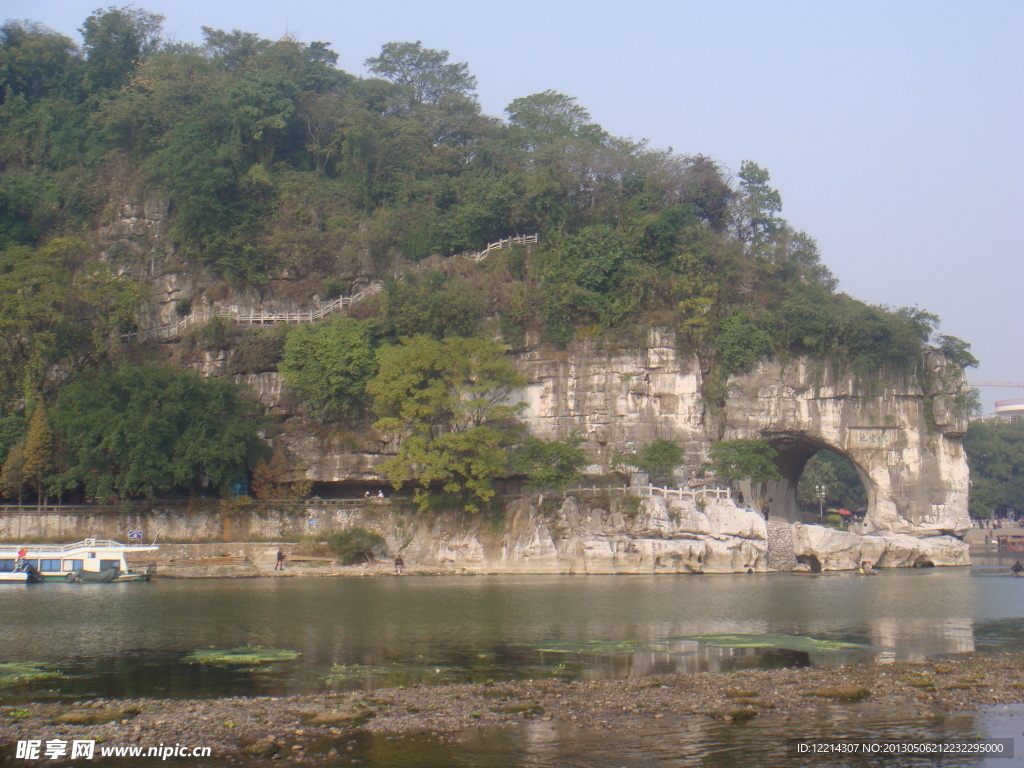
[725,707,759,723]
[241,738,280,758]
[53,707,140,725]
[0,662,64,688]
[302,709,375,728]
[804,686,871,702]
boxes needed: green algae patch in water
[672,633,866,653]
[0,662,65,688]
[527,639,645,656]
[183,646,300,668]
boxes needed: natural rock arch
[758,434,873,524]
[515,330,971,538]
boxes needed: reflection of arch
[762,432,875,523]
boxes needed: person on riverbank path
[275,549,285,570]
[394,554,404,575]
[1012,561,1023,575]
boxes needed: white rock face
[511,329,970,537]
[386,496,770,574]
[791,523,970,570]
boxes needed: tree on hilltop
[365,41,476,107]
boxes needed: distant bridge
[121,234,538,343]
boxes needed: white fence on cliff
[121,234,539,343]
[571,485,734,503]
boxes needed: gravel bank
[4,652,1023,765]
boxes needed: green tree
[0,21,82,103]
[0,243,71,399]
[505,90,605,144]
[706,439,782,484]
[511,434,588,491]
[713,313,774,376]
[937,335,979,369]
[733,160,783,248]
[0,441,26,504]
[80,6,163,92]
[536,225,649,346]
[368,335,525,511]
[52,365,265,500]
[21,401,52,507]
[279,316,377,418]
[379,271,485,340]
[0,411,26,466]
[628,439,684,486]
[251,444,310,501]
[964,420,1024,517]
[200,27,270,71]
[365,41,476,107]
[0,239,144,404]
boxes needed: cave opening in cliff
[762,434,872,524]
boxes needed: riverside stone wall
[0,494,969,573]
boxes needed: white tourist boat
[0,539,157,583]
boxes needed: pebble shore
[4,652,1023,765]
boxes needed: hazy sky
[7,0,1022,412]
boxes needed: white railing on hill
[464,233,538,262]
[122,234,538,343]
[633,484,733,502]
[571,485,733,502]
[121,284,384,343]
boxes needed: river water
[2,554,1023,765]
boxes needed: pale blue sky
[8,1,1023,412]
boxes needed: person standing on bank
[276,549,285,570]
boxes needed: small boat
[0,539,157,584]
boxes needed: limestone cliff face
[512,329,970,537]
[267,327,969,540]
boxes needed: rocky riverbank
[4,652,1023,765]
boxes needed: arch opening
[759,434,875,525]
[796,450,869,525]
